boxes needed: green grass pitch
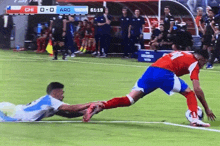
[0,50,220,146]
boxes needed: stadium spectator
[149,22,160,45]
[214,7,220,25]
[74,21,83,52]
[195,7,204,37]
[0,11,13,49]
[65,15,76,57]
[202,9,215,60]
[78,19,89,53]
[84,50,216,127]
[92,13,101,56]
[35,24,50,53]
[163,6,175,34]
[128,9,145,57]
[87,20,96,53]
[199,6,212,37]
[0,82,103,122]
[79,22,93,54]
[206,22,220,69]
[172,22,193,51]
[98,7,112,58]
[76,21,83,32]
[150,24,173,51]
[120,7,131,58]
[50,15,67,60]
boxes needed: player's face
[135,10,140,17]
[159,25,164,31]
[90,19,94,24]
[105,8,109,14]
[54,89,64,101]
[197,10,203,16]
[208,11,214,17]
[68,16,74,22]
[83,21,87,26]
[122,9,127,15]
[164,8,170,15]
[214,26,219,32]
[206,7,211,14]
[198,57,208,68]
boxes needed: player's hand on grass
[92,101,104,114]
[205,109,216,121]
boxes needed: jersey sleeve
[141,17,145,25]
[108,15,112,21]
[200,15,205,23]
[50,97,64,110]
[170,16,175,22]
[188,61,200,80]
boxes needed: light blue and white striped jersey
[13,95,64,121]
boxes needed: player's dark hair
[122,7,128,10]
[208,9,214,13]
[46,82,64,94]
[194,49,209,60]
[164,6,170,10]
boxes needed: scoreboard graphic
[6,5,91,15]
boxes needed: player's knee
[180,87,193,96]
[126,95,135,106]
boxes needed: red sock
[103,96,133,109]
[184,91,198,118]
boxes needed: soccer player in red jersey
[83,50,216,127]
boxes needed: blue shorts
[132,66,188,95]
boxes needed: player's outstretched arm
[56,110,86,118]
[192,80,216,121]
[58,103,90,113]
[58,102,103,113]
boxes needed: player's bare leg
[180,87,210,127]
[83,90,145,122]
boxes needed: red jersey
[151,51,200,80]
[90,27,95,38]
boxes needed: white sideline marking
[164,122,220,133]
[16,120,220,133]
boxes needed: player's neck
[123,14,127,17]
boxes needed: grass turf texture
[0,49,220,146]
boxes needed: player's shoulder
[166,51,195,60]
[179,51,198,63]
[182,51,195,58]
[139,16,144,20]
[108,14,112,18]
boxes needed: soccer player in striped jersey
[0,82,102,122]
[84,50,216,127]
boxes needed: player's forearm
[128,25,131,35]
[199,21,204,32]
[169,22,174,33]
[63,20,67,32]
[56,110,85,118]
[151,37,158,43]
[142,24,145,34]
[106,20,111,25]
[194,87,210,110]
[63,103,90,112]
[98,23,105,26]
